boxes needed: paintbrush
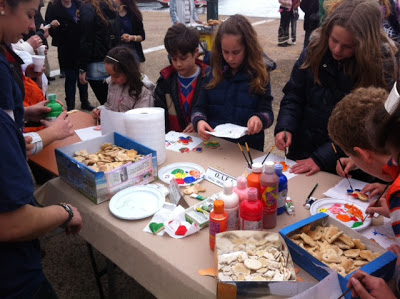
[361,183,390,223]
[245,142,253,166]
[284,128,288,164]
[262,145,276,164]
[238,143,251,168]
[337,277,365,299]
[304,183,318,206]
[331,143,354,191]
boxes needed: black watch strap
[56,203,74,227]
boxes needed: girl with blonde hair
[274,0,399,176]
[192,14,275,151]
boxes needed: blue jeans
[64,68,89,109]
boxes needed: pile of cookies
[73,143,143,173]
[216,232,295,282]
[206,19,222,26]
[289,224,381,277]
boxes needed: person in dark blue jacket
[191,14,275,151]
[274,0,399,176]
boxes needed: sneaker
[47,76,56,81]
[278,42,290,47]
[292,40,297,45]
[81,103,95,111]
[59,71,65,78]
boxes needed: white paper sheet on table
[253,153,298,180]
[74,126,102,141]
[165,131,203,152]
[323,178,369,200]
[206,123,248,139]
[361,217,398,248]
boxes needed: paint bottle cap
[236,176,247,189]
[275,163,283,175]
[252,163,263,173]
[247,187,258,201]
[213,200,225,214]
[223,180,234,195]
[264,161,275,174]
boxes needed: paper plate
[109,186,165,220]
[310,198,371,231]
[158,162,205,186]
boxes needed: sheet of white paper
[100,107,127,135]
[361,217,399,248]
[206,123,248,139]
[165,131,203,152]
[323,178,370,200]
[74,126,102,141]
[253,153,298,180]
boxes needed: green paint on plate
[171,168,184,175]
[352,222,363,228]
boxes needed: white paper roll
[100,107,127,136]
[124,107,166,165]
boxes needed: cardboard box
[56,132,157,204]
[215,231,300,298]
[280,213,397,299]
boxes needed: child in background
[154,23,210,133]
[278,0,300,47]
[191,14,275,151]
[274,0,399,176]
[328,86,400,299]
[92,46,154,119]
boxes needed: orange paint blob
[280,161,289,172]
[345,203,363,220]
[336,214,352,222]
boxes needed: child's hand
[41,111,74,141]
[362,183,387,199]
[387,244,400,266]
[197,120,214,141]
[365,195,390,218]
[275,131,292,151]
[336,157,356,178]
[183,123,195,133]
[247,116,263,135]
[25,101,52,122]
[290,158,320,176]
[92,108,101,119]
[25,135,35,157]
[347,270,396,299]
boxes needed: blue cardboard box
[56,132,157,204]
[280,213,397,299]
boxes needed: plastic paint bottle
[247,163,263,200]
[275,164,288,215]
[45,93,63,122]
[209,200,228,251]
[233,176,248,204]
[260,161,279,229]
[218,180,239,231]
[239,187,263,231]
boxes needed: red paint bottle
[209,200,228,251]
[239,187,263,231]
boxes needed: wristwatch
[56,203,74,227]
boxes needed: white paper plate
[158,162,205,186]
[109,186,165,220]
[310,198,371,231]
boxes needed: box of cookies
[215,231,298,297]
[280,213,397,298]
[56,132,157,204]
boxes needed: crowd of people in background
[3,0,400,297]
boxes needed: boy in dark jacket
[154,23,210,133]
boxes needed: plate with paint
[109,186,165,220]
[310,198,371,231]
[158,162,205,186]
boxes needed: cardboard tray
[280,213,397,299]
[56,132,157,204]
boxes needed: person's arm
[252,81,274,130]
[37,111,74,148]
[0,204,81,242]
[154,78,171,132]
[169,0,179,24]
[191,72,212,131]
[78,3,96,71]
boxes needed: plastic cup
[37,45,46,56]
[31,55,45,72]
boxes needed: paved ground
[40,8,304,298]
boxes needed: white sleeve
[23,132,44,156]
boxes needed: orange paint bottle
[209,200,228,251]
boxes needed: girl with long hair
[274,0,399,176]
[92,46,153,119]
[191,14,275,151]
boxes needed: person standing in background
[170,0,202,25]
[278,0,300,47]
[114,0,146,64]
[300,0,319,48]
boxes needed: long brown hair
[303,0,398,89]
[208,14,269,95]
[119,0,142,22]
[82,0,116,25]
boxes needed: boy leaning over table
[0,110,82,298]
[328,86,400,298]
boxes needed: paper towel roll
[124,107,166,165]
[100,107,127,136]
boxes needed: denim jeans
[64,68,88,108]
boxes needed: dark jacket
[120,11,146,62]
[192,64,274,151]
[154,59,210,132]
[78,1,119,71]
[274,47,397,173]
[46,0,81,69]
